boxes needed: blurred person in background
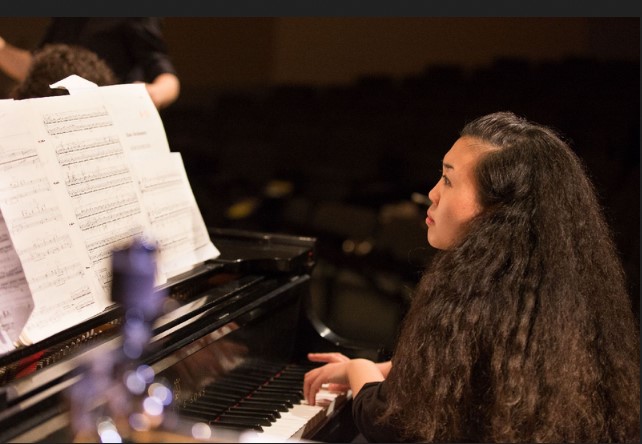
[0,17,179,109]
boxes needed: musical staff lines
[56,136,123,167]
[74,192,138,220]
[15,234,74,264]
[147,202,191,224]
[67,175,133,198]
[0,83,216,347]
[0,147,38,169]
[65,164,129,187]
[43,107,112,136]
[8,205,62,234]
[85,226,145,264]
[139,173,183,193]
[28,261,86,294]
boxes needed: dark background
[1,17,638,352]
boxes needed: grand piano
[0,228,359,442]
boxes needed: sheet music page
[0,84,216,345]
[0,212,33,353]
[25,86,170,295]
[130,152,219,278]
[0,100,105,345]
[0,100,34,353]
[96,83,171,155]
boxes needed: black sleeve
[121,18,177,83]
[37,18,177,85]
[352,381,409,443]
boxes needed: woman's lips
[426,212,435,225]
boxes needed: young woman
[303,112,640,442]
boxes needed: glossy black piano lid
[0,228,316,370]
[0,260,224,369]
[208,227,317,274]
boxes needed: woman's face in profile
[425,136,489,250]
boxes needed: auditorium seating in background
[162,57,640,337]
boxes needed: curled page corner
[49,74,98,95]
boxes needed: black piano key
[277,368,307,377]
[239,399,289,412]
[221,409,278,422]
[199,394,290,414]
[272,380,303,389]
[201,389,292,412]
[270,377,305,387]
[246,393,295,408]
[179,407,222,421]
[218,412,272,427]
[221,373,303,396]
[188,401,281,419]
[274,374,304,382]
[275,372,298,380]
[190,397,237,409]
[263,381,304,393]
[255,385,302,394]
[217,377,265,389]
[211,419,263,432]
[203,385,250,397]
[180,403,227,415]
[250,389,300,401]
[200,391,246,403]
[234,372,274,383]
[238,398,290,411]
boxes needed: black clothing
[38,18,176,84]
[352,381,416,443]
[354,367,490,443]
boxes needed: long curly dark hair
[381,112,640,442]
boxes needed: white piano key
[258,387,350,440]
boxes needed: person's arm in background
[125,18,180,109]
[144,72,180,109]
[0,36,33,81]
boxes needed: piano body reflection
[0,228,358,442]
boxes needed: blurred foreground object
[69,238,170,442]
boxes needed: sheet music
[0,213,33,353]
[95,83,171,155]
[130,152,219,278]
[0,100,105,345]
[0,84,217,347]
[27,87,171,293]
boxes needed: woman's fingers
[303,359,353,406]
[303,367,324,406]
[307,352,349,364]
[327,382,351,392]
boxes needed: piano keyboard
[177,360,350,440]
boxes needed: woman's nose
[428,184,438,205]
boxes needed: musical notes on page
[0,101,105,346]
[42,106,112,136]
[131,152,219,278]
[0,213,33,353]
[0,81,217,349]
[29,93,166,293]
[98,83,171,155]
